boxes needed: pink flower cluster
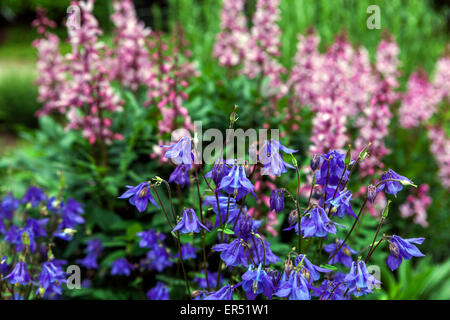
[34,1,124,145]
[109,0,152,91]
[213,0,249,67]
[428,126,450,189]
[398,71,439,128]
[354,39,400,177]
[215,0,286,99]
[399,184,432,227]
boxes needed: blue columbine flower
[111,258,135,276]
[147,282,170,300]
[234,214,261,240]
[60,198,85,229]
[173,208,210,234]
[242,263,275,300]
[203,195,241,228]
[300,207,343,238]
[294,254,331,284]
[36,260,67,293]
[194,271,224,290]
[0,193,19,220]
[22,186,46,207]
[180,243,198,260]
[213,238,249,268]
[344,260,380,296]
[218,164,256,201]
[204,283,234,300]
[145,245,174,272]
[377,169,416,197]
[315,150,350,187]
[77,239,103,269]
[26,218,49,238]
[168,164,191,187]
[270,189,284,213]
[204,158,234,186]
[162,136,195,165]
[137,229,165,248]
[3,261,31,285]
[251,238,281,266]
[324,239,357,268]
[386,235,425,271]
[259,139,297,176]
[119,182,158,213]
[326,190,356,219]
[275,270,311,300]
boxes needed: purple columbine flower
[118,182,158,213]
[324,239,357,268]
[3,261,31,285]
[137,229,165,248]
[180,243,198,260]
[218,164,256,201]
[0,193,19,220]
[386,235,425,271]
[298,207,343,238]
[145,245,174,272]
[162,136,195,165]
[26,218,49,238]
[203,195,241,228]
[22,186,46,207]
[344,260,380,296]
[294,254,331,284]
[173,208,210,234]
[270,189,284,213]
[234,214,261,240]
[193,271,224,290]
[147,282,170,300]
[242,263,275,300]
[312,272,349,300]
[310,153,321,172]
[213,238,249,268]
[168,164,191,187]
[259,139,297,176]
[204,158,233,186]
[60,198,85,229]
[204,283,234,300]
[326,190,356,219]
[78,253,99,269]
[111,258,135,276]
[36,260,67,293]
[275,270,311,300]
[315,150,350,187]
[377,169,415,197]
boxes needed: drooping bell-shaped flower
[118,182,158,212]
[324,239,357,268]
[315,150,350,187]
[259,139,297,176]
[203,195,240,228]
[270,189,284,213]
[344,260,380,296]
[218,164,256,201]
[168,164,191,188]
[326,190,356,219]
[22,186,46,207]
[162,136,195,165]
[213,238,250,268]
[241,263,274,300]
[377,169,415,197]
[147,282,170,300]
[172,208,210,234]
[3,261,31,285]
[203,283,234,300]
[111,258,135,276]
[386,235,425,271]
[299,207,343,238]
[275,270,311,300]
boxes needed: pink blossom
[399,184,431,227]
[428,125,450,189]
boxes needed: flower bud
[21,231,30,247]
[288,210,298,226]
[284,259,293,277]
[310,154,321,172]
[270,189,284,213]
[367,184,377,203]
